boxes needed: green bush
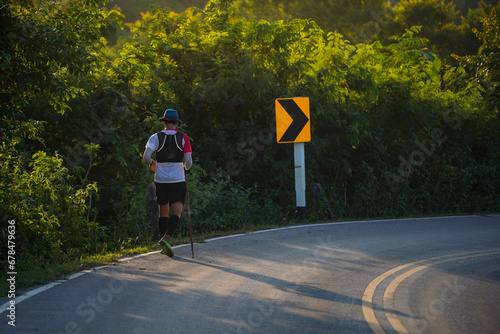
[1,0,498,282]
[176,164,288,236]
[0,143,104,269]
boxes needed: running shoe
[159,239,174,257]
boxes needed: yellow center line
[383,250,500,334]
[362,249,500,334]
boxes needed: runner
[143,109,193,257]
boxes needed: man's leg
[159,204,170,239]
[165,201,183,237]
[159,204,176,256]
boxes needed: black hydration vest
[156,132,184,163]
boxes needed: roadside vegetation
[1,0,499,295]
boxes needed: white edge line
[205,215,474,241]
[0,215,482,314]
[1,281,62,313]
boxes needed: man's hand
[150,161,156,172]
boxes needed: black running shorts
[155,182,186,206]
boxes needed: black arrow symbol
[278,99,309,143]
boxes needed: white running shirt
[145,129,192,183]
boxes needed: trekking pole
[185,170,195,259]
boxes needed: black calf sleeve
[166,215,180,236]
[159,217,169,237]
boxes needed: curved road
[1,215,499,333]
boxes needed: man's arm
[184,152,192,170]
[143,147,156,172]
[182,133,192,171]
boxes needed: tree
[460,6,500,109]
[0,0,111,272]
[377,0,465,61]
[236,0,387,43]
[0,0,109,120]
[2,0,498,276]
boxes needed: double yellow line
[362,249,500,334]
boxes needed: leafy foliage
[0,0,498,280]
[0,143,102,268]
[0,0,108,118]
[461,9,500,107]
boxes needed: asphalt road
[1,215,499,334]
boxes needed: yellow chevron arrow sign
[275,97,311,143]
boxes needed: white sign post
[294,142,306,220]
[275,97,310,220]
